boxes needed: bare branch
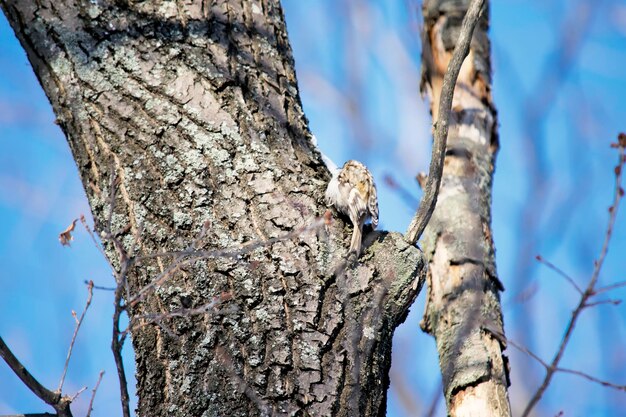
[535,254,583,295]
[405,0,486,245]
[68,387,87,403]
[507,339,626,393]
[85,371,105,417]
[79,168,133,417]
[112,281,131,417]
[506,338,550,369]
[58,281,94,393]
[594,280,626,295]
[555,367,626,392]
[583,298,621,308]
[79,215,108,261]
[522,140,626,417]
[84,280,115,291]
[0,337,73,417]
[389,368,421,417]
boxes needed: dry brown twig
[0,277,103,417]
[85,371,105,417]
[57,281,94,393]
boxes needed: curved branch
[405,0,486,245]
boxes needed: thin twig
[95,171,133,417]
[594,280,626,295]
[68,387,87,402]
[555,367,626,391]
[112,281,131,417]
[83,173,132,417]
[106,163,117,233]
[405,0,486,245]
[383,174,419,209]
[128,216,327,307]
[583,298,621,308]
[506,339,549,369]
[522,141,625,417]
[389,369,420,417]
[507,339,626,392]
[535,255,583,294]
[85,371,105,417]
[423,382,443,417]
[123,293,233,337]
[58,281,94,393]
[85,280,116,291]
[79,215,108,261]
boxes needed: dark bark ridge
[1,1,426,416]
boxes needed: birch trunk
[419,1,512,415]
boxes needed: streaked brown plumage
[325,160,378,255]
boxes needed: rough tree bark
[1,1,425,416]
[419,1,512,416]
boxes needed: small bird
[325,160,379,256]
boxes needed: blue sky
[1,0,625,416]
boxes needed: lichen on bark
[0,0,426,416]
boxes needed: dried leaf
[59,219,78,247]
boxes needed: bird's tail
[349,221,363,255]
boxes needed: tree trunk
[1,1,425,416]
[419,1,512,416]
